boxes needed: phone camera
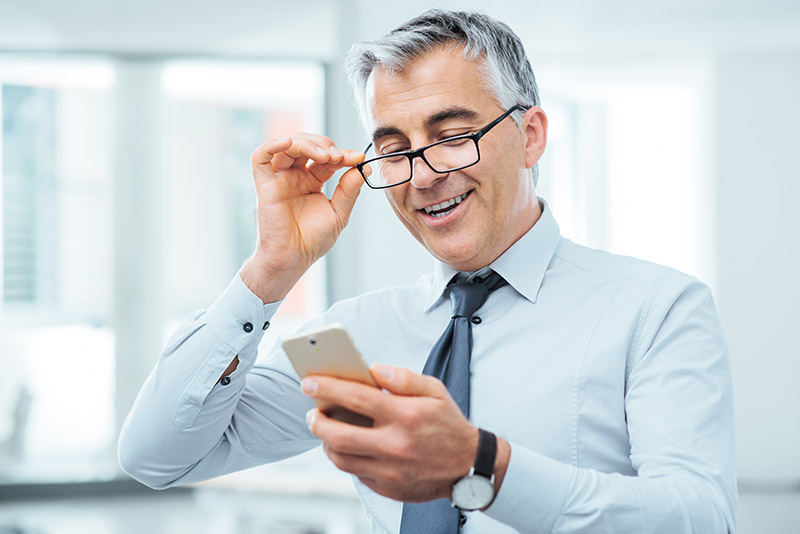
[309,337,317,345]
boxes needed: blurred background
[0,0,798,532]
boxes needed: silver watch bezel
[451,467,496,511]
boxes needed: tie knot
[447,271,505,318]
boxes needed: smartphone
[282,323,377,427]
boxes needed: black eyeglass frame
[355,104,529,189]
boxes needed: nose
[410,156,448,189]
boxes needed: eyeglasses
[355,104,528,189]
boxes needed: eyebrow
[370,106,481,144]
[424,107,479,129]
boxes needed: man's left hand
[301,364,479,503]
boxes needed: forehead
[365,47,499,130]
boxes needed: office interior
[0,0,798,532]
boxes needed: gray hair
[344,9,541,184]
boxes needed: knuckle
[381,435,403,458]
[394,403,417,426]
[393,369,413,391]
[391,436,415,462]
[429,374,446,390]
[385,469,406,489]
[328,431,354,452]
[250,146,265,164]
[348,388,371,412]
[429,376,449,397]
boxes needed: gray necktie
[400,270,506,534]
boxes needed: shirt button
[471,316,482,325]
[262,321,270,330]
[220,376,231,386]
[243,322,254,333]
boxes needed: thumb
[370,363,447,398]
[330,165,366,225]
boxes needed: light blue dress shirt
[119,200,737,533]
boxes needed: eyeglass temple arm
[475,104,529,140]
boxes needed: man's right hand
[239,134,368,304]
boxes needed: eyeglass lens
[366,137,479,188]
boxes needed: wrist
[240,256,300,304]
[451,428,499,511]
[489,437,511,507]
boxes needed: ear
[521,106,548,168]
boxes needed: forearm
[486,444,736,533]
[486,278,737,533]
[118,273,314,488]
[117,321,252,487]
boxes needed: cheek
[384,188,405,215]
[384,187,421,236]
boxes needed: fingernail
[373,363,393,380]
[301,378,318,394]
[330,146,342,157]
[306,409,316,427]
[316,147,328,157]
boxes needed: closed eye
[438,129,473,140]
[379,145,411,156]
[438,136,473,147]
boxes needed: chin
[420,234,487,270]
[431,248,482,271]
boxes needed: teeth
[424,193,468,216]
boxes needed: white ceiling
[0,0,799,59]
[0,0,340,58]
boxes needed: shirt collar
[423,197,561,314]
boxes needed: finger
[275,143,333,171]
[340,149,367,167]
[306,160,347,184]
[272,151,308,172]
[370,364,448,398]
[330,166,367,223]
[302,374,391,420]
[306,149,365,183]
[307,407,378,456]
[270,137,338,172]
[250,137,292,166]
[323,444,380,475]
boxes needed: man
[119,9,737,533]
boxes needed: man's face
[366,47,546,271]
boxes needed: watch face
[452,475,495,511]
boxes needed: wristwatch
[451,428,497,511]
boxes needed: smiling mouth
[422,192,470,218]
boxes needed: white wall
[715,51,800,483]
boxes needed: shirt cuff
[484,442,574,532]
[204,271,283,354]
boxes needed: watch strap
[474,428,497,479]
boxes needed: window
[0,56,115,481]
[159,59,327,351]
[537,57,715,289]
[0,56,326,483]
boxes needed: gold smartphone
[282,323,377,427]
